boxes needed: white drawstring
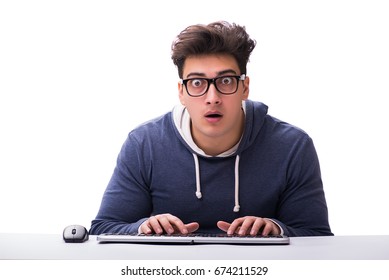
[193,154,202,199]
[192,153,241,212]
[233,155,240,212]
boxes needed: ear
[242,76,250,100]
[178,82,186,106]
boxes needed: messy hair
[171,21,256,78]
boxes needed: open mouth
[205,111,223,122]
[206,113,222,118]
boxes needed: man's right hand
[139,213,199,235]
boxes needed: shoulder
[267,115,310,139]
[128,111,174,140]
[117,112,175,161]
[245,99,312,144]
[263,115,315,157]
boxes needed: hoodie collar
[172,101,247,158]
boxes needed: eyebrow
[186,69,238,79]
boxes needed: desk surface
[1,233,388,260]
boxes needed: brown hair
[171,21,256,78]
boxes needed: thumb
[217,221,231,232]
[185,222,200,233]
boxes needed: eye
[219,77,233,85]
[190,79,205,88]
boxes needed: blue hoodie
[90,100,333,236]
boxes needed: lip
[204,110,223,123]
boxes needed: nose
[205,83,222,105]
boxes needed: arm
[275,136,333,236]
[90,133,200,235]
[89,134,153,235]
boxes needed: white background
[1,0,388,236]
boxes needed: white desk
[1,233,388,260]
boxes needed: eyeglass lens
[186,76,239,96]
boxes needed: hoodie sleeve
[89,133,153,235]
[274,136,333,237]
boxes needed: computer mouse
[63,224,89,243]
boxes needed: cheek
[226,97,244,111]
[185,102,204,123]
[185,103,197,117]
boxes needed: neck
[192,111,245,156]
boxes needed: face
[178,54,250,154]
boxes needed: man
[90,21,333,237]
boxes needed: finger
[226,218,244,235]
[185,222,200,233]
[261,220,280,236]
[261,222,274,236]
[139,220,153,234]
[148,216,164,234]
[168,216,190,234]
[216,221,231,232]
[249,218,265,236]
[237,217,257,236]
[157,214,180,234]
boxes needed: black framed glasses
[179,74,246,97]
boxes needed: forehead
[182,54,239,78]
